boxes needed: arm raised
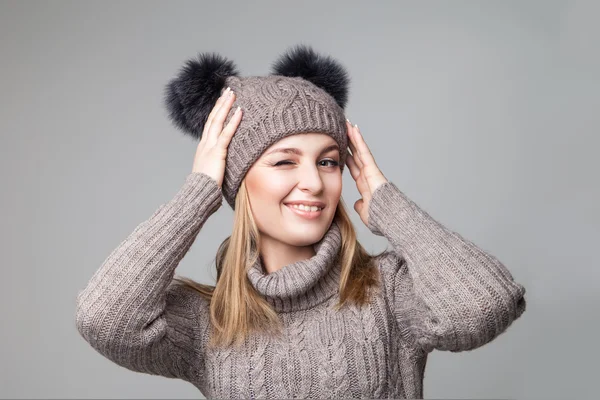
[370,181,526,353]
[75,172,221,380]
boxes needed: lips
[284,204,323,220]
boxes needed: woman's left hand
[344,120,389,228]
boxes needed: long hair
[173,177,385,349]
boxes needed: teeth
[291,204,322,211]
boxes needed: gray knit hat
[164,45,350,209]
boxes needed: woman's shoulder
[371,249,404,278]
[370,249,409,301]
[165,279,212,321]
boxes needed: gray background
[1,0,597,398]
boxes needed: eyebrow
[264,144,340,157]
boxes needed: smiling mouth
[284,204,323,220]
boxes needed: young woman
[75,45,526,399]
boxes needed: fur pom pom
[270,44,350,109]
[164,52,239,139]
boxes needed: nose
[296,162,324,194]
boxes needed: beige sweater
[75,172,526,398]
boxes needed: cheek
[324,173,343,198]
[248,174,293,206]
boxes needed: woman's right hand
[192,87,242,188]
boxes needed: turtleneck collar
[247,221,343,313]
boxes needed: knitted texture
[75,172,526,398]
[218,75,348,209]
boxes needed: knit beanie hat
[163,44,350,210]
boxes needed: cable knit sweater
[75,172,526,399]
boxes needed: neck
[259,235,317,274]
[247,221,343,313]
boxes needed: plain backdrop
[1,0,597,398]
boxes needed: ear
[269,44,350,109]
[164,52,239,139]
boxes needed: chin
[281,219,331,246]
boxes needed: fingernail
[346,118,351,124]
[354,123,359,130]
[223,87,230,96]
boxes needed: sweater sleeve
[368,181,526,353]
[75,172,222,381]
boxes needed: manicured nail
[354,123,359,130]
[234,106,241,114]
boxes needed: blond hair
[173,178,384,349]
